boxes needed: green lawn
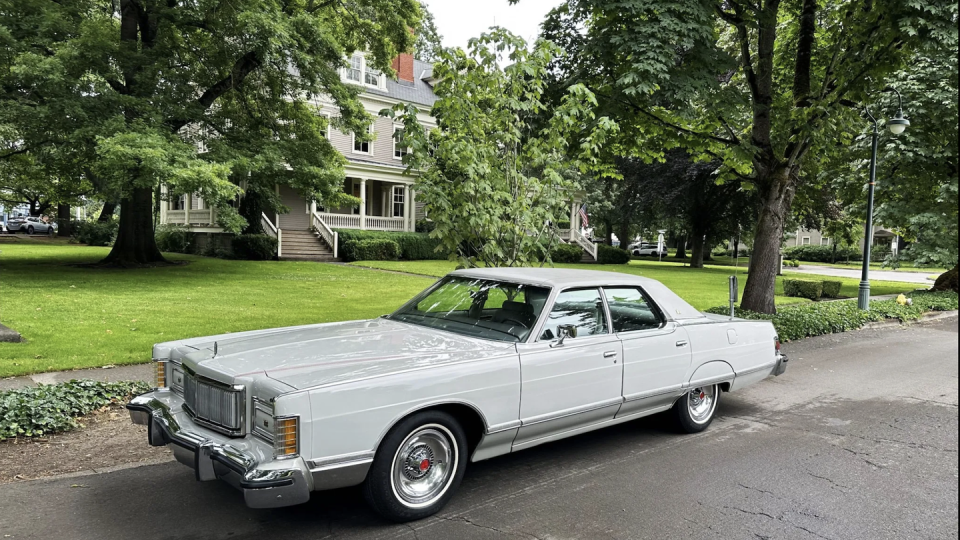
[351,259,923,310]
[0,239,432,377]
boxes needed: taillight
[775,337,781,354]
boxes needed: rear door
[514,288,623,450]
[603,287,692,418]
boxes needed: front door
[514,288,623,450]
[603,287,692,418]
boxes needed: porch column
[159,185,167,225]
[185,193,192,226]
[570,200,578,238]
[310,200,317,217]
[410,189,417,232]
[359,178,367,230]
[275,184,281,229]
[403,185,412,232]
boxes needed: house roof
[365,58,438,108]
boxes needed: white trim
[340,52,387,91]
[351,125,374,155]
[393,124,410,161]
[801,236,812,245]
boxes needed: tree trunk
[604,220,613,246]
[675,233,687,259]
[239,187,265,235]
[57,204,71,237]
[98,202,117,222]
[703,236,714,261]
[100,187,166,266]
[741,168,795,314]
[733,236,741,258]
[690,231,706,269]
[616,222,630,252]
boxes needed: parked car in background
[7,216,57,235]
[631,243,666,257]
[128,268,787,522]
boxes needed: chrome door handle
[676,341,689,348]
[603,351,618,358]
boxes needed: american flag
[579,203,589,228]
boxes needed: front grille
[182,370,245,436]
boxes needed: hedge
[784,245,862,263]
[783,279,823,300]
[71,220,118,247]
[597,245,631,265]
[232,234,278,261]
[351,239,400,261]
[336,230,446,262]
[551,243,583,264]
[155,224,194,254]
[706,290,958,342]
[1,380,151,440]
[821,281,843,299]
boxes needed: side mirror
[552,325,578,347]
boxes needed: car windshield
[389,276,551,342]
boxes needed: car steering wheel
[499,317,529,329]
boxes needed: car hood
[158,318,517,391]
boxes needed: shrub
[784,259,801,268]
[72,220,118,247]
[551,243,583,264]
[706,290,957,342]
[155,224,194,254]
[783,279,823,300]
[821,281,843,299]
[351,239,400,261]
[232,234,277,261]
[336,230,446,262]
[1,380,151,440]
[784,244,861,263]
[597,245,630,265]
[415,220,436,234]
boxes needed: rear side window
[603,287,664,333]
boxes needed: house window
[821,237,832,246]
[353,125,373,154]
[365,68,382,87]
[346,54,362,82]
[801,236,811,245]
[171,195,186,211]
[392,186,405,218]
[393,126,409,160]
[318,113,331,139]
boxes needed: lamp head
[887,110,910,135]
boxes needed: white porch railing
[573,229,598,260]
[165,209,216,226]
[558,228,573,241]
[261,213,281,257]
[311,212,339,259]
[366,216,406,232]
[318,213,361,229]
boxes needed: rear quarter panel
[301,352,521,461]
[683,319,778,391]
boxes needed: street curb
[2,456,175,486]
[861,310,959,331]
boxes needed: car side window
[541,289,608,341]
[603,287,664,333]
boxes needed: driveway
[786,265,935,285]
[1,319,957,540]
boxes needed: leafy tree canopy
[414,2,445,62]
[386,29,618,268]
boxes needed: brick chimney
[392,53,415,83]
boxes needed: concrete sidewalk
[0,363,153,392]
[786,264,935,285]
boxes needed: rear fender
[685,360,736,391]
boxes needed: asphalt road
[1,319,957,540]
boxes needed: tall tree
[543,0,957,313]
[2,0,420,266]
[386,29,618,268]
[414,2,445,61]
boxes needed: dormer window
[343,53,385,90]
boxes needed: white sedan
[631,243,667,257]
[128,268,787,522]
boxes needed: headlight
[252,398,299,458]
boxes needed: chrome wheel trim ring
[390,423,458,509]
[687,385,718,425]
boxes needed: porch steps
[279,230,339,262]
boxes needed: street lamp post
[859,87,910,310]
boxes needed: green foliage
[597,245,630,265]
[784,245,862,263]
[708,291,958,342]
[414,2,444,62]
[785,259,801,268]
[337,230,446,262]
[551,243,584,264]
[0,380,151,440]
[385,29,618,269]
[155,224,194,254]
[231,234,277,261]
[821,281,843,299]
[783,279,823,301]
[351,239,401,261]
[71,220,117,247]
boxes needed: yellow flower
[897,294,908,305]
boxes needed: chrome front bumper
[127,392,312,509]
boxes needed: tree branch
[168,51,262,131]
